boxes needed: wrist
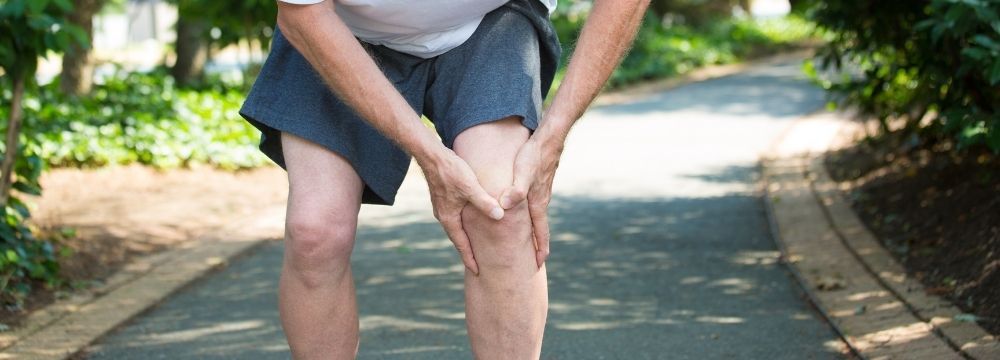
[534,116,569,156]
[537,133,565,159]
[411,138,451,170]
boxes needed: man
[239,0,649,358]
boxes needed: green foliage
[580,13,814,88]
[0,0,87,305]
[649,0,744,26]
[0,145,61,302]
[0,70,268,170]
[549,7,815,95]
[0,0,87,78]
[173,0,277,51]
[806,0,1000,152]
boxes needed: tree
[170,0,277,86]
[1,0,86,202]
[59,0,105,95]
[0,0,86,299]
[171,13,209,86]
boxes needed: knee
[461,202,532,266]
[284,210,357,280]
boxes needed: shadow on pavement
[82,165,843,360]
[81,58,842,360]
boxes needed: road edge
[0,206,285,360]
[760,112,1000,359]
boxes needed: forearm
[276,1,446,164]
[535,0,649,150]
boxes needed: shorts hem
[239,105,406,206]
[444,109,541,148]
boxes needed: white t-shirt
[280,0,557,58]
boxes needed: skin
[274,0,649,358]
[279,132,363,359]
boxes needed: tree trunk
[171,15,208,86]
[1,74,25,205]
[60,0,104,96]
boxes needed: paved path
[83,59,844,359]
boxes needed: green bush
[0,0,87,306]
[0,145,62,300]
[806,0,1000,152]
[552,9,816,90]
[0,66,265,304]
[612,13,813,88]
[1,70,268,170]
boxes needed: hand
[498,136,563,269]
[419,149,504,276]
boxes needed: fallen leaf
[925,286,953,295]
[816,276,846,291]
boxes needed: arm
[500,0,651,267]
[536,0,649,147]
[277,1,503,274]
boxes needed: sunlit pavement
[83,59,846,359]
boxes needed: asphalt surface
[84,58,844,359]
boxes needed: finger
[441,216,479,275]
[466,183,504,220]
[499,186,527,210]
[500,166,531,210]
[528,202,551,269]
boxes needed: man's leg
[454,117,547,359]
[278,132,365,360]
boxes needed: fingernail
[500,196,511,209]
[490,207,504,220]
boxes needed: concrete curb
[760,112,1000,359]
[0,206,285,359]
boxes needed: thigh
[241,27,427,206]
[281,132,365,224]
[424,0,561,149]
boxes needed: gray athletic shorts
[239,0,562,205]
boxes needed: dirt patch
[1,165,288,326]
[825,134,1000,334]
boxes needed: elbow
[275,13,304,50]
[275,0,334,39]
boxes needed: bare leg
[278,132,365,360]
[454,117,548,360]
